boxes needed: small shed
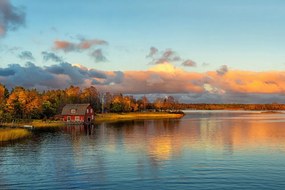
[61,104,94,123]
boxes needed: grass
[0,120,64,128]
[94,112,184,123]
[0,128,30,142]
[0,112,184,128]
[31,120,65,127]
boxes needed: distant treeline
[0,84,180,122]
[178,103,285,111]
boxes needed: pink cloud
[2,62,285,103]
[53,39,108,52]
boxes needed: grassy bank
[94,112,184,123]
[0,128,30,142]
[0,112,184,128]
[1,120,64,128]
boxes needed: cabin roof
[61,104,90,115]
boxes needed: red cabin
[61,104,94,123]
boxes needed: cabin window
[90,109,93,113]
[92,115,94,120]
[86,109,89,113]
[71,109,76,114]
[67,116,71,121]
[75,116,80,121]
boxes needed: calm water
[1,111,285,189]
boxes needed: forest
[1,83,285,122]
[0,84,180,122]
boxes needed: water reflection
[61,113,285,162]
[2,112,285,189]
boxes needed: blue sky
[1,0,284,71]
[1,0,285,103]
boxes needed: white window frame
[67,116,71,121]
[75,116,80,121]
[86,109,89,113]
[71,109,76,114]
[90,109,93,113]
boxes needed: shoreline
[94,112,184,123]
[0,128,30,142]
[0,112,184,128]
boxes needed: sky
[1,0,285,103]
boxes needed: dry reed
[0,128,30,142]
[95,112,184,122]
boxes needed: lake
[1,111,285,189]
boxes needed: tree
[6,86,25,118]
[0,84,9,104]
[103,92,113,113]
[65,85,81,103]
[0,84,9,120]
[42,89,68,114]
[81,86,100,112]
[110,94,124,113]
[42,100,56,119]
[6,87,42,119]
[154,97,164,111]
[164,96,176,111]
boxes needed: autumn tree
[164,96,177,111]
[137,96,149,111]
[80,86,100,112]
[6,86,25,118]
[110,94,124,113]
[65,85,81,103]
[42,89,67,115]
[129,96,139,112]
[6,87,42,119]
[0,84,9,120]
[154,97,164,111]
[23,89,42,118]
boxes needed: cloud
[91,49,107,62]
[182,59,197,67]
[54,38,108,52]
[0,62,126,90]
[18,51,34,61]
[0,68,15,76]
[146,46,158,58]
[2,62,285,103]
[0,0,25,36]
[156,49,181,64]
[206,70,285,94]
[105,63,205,94]
[1,63,57,89]
[53,41,75,52]
[89,69,107,79]
[147,47,182,64]
[216,65,228,76]
[42,51,63,62]
[146,74,164,86]
[44,64,64,75]
[103,64,285,102]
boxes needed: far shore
[260,111,284,114]
[0,112,184,129]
